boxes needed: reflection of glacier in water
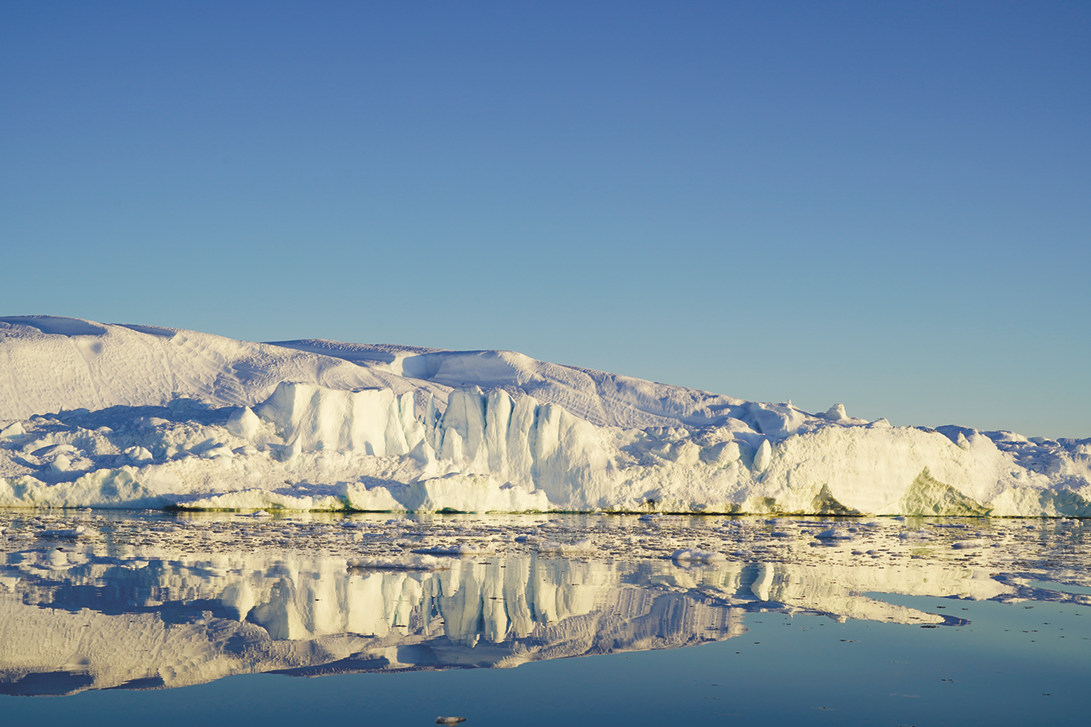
[0,552,754,694]
[0,511,1088,695]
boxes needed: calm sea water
[1,511,1088,726]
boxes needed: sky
[2,1,1089,439]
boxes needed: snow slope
[1,315,1089,515]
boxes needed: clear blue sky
[3,1,1088,438]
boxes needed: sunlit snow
[2,315,1088,516]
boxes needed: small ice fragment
[536,538,593,554]
[348,555,451,571]
[412,543,484,556]
[40,526,97,539]
[671,548,725,563]
[436,718,466,725]
[815,529,851,540]
[951,540,982,549]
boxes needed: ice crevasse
[0,316,1089,515]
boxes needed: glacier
[1,315,1089,516]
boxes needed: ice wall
[255,383,426,458]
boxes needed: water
[1,510,1088,725]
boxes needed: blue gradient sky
[3,2,1089,438]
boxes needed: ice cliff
[1,315,1089,516]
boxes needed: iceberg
[1,315,1088,516]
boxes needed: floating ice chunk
[637,514,683,525]
[436,718,466,726]
[348,555,451,571]
[671,548,726,563]
[412,543,485,556]
[536,538,593,554]
[814,528,852,541]
[40,525,97,539]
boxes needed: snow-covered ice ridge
[1,315,1089,516]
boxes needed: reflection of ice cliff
[2,316,1089,515]
[0,545,1001,694]
[0,552,743,694]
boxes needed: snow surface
[1,315,1089,516]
